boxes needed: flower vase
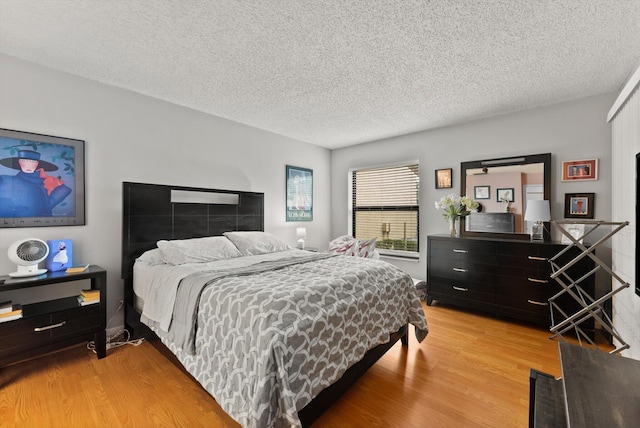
[449,218,458,237]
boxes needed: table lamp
[296,227,307,250]
[524,200,551,242]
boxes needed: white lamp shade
[296,227,307,239]
[525,200,551,222]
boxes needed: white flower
[434,194,479,221]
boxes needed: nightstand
[0,265,107,367]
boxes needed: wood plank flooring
[0,302,611,427]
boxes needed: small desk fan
[8,238,49,277]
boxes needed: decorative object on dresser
[434,193,479,236]
[426,234,595,334]
[0,265,107,367]
[460,153,551,241]
[524,200,551,242]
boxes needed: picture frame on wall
[497,187,514,202]
[0,128,86,228]
[435,168,452,189]
[286,165,313,222]
[474,185,490,200]
[564,193,595,219]
[562,158,598,181]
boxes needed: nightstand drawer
[0,304,99,350]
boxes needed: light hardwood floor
[0,302,610,427]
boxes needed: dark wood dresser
[426,235,595,332]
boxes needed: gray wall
[331,93,616,283]
[0,54,332,327]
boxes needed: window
[350,162,419,257]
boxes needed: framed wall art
[0,128,85,228]
[474,185,490,200]
[435,168,452,189]
[564,193,595,219]
[286,165,313,222]
[562,158,598,181]
[497,187,514,202]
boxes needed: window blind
[352,163,419,254]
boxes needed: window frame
[348,160,420,260]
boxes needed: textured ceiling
[1,1,639,149]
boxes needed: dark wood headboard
[121,182,264,287]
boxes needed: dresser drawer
[429,280,495,304]
[430,238,497,262]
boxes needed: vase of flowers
[434,193,480,236]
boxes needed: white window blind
[351,163,419,255]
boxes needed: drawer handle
[528,256,548,261]
[452,286,469,292]
[527,300,549,306]
[34,321,66,332]
[453,268,468,272]
[453,249,468,253]
[527,277,549,284]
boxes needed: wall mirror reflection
[460,153,551,240]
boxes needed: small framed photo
[561,224,586,244]
[435,168,452,189]
[497,188,514,202]
[562,158,598,181]
[564,193,595,219]
[474,185,490,200]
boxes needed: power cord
[87,299,144,354]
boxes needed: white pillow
[136,248,166,266]
[223,231,291,256]
[329,235,379,258]
[157,236,242,265]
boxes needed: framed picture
[435,168,452,189]
[497,188,514,202]
[0,128,85,228]
[286,165,313,222]
[561,224,585,244]
[474,185,490,200]
[562,158,598,181]
[564,193,595,219]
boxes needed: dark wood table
[559,342,640,427]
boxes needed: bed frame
[121,181,408,426]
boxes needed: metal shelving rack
[548,220,630,354]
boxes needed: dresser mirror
[460,153,551,241]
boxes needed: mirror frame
[460,153,551,241]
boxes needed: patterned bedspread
[141,252,428,428]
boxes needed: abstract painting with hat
[0,135,76,219]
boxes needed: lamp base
[531,222,544,242]
[297,239,305,250]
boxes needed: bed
[121,182,428,427]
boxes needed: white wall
[610,66,640,360]
[0,54,332,326]
[331,93,616,286]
